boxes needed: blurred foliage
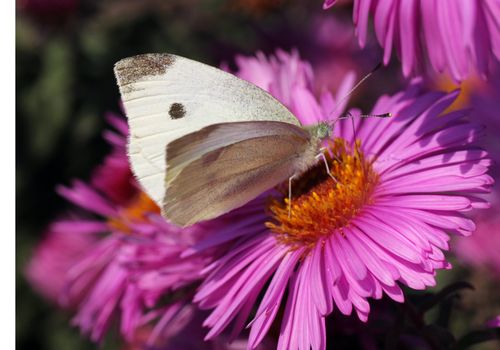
[16,0,500,349]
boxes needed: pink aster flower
[188,51,492,349]
[26,113,211,343]
[324,0,500,82]
[25,226,97,305]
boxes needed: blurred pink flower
[487,315,500,328]
[455,206,500,278]
[446,69,500,279]
[325,0,500,82]
[25,227,96,305]
[309,15,365,94]
[232,49,355,121]
[469,71,500,177]
[26,113,211,343]
[189,51,492,349]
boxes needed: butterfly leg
[316,150,338,183]
[288,174,297,219]
[320,145,343,164]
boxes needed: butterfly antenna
[350,112,358,145]
[327,62,383,122]
[345,111,392,145]
[360,112,392,118]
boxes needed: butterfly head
[310,122,332,141]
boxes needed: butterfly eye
[317,123,331,139]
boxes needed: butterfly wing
[162,121,312,227]
[114,53,300,204]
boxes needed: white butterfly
[114,53,334,227]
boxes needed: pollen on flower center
[266,138,379,249]
[108,192,160,233]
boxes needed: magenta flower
[188,51,492,349]
[26,113,211,343]
[324,0,500,82]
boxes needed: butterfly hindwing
[162,121,311,226]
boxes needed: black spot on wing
[169,103,186,119]
[114,53,175,86]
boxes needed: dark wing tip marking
[169,103,186,119]
[114,53,176,86]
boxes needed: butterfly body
[293,123,331,174]
[114,53,332,227]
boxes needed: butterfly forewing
[114,53,301,205]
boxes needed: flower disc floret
[267,139,378,249]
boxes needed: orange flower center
[107,192,160,233]
[266,138,379,249]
